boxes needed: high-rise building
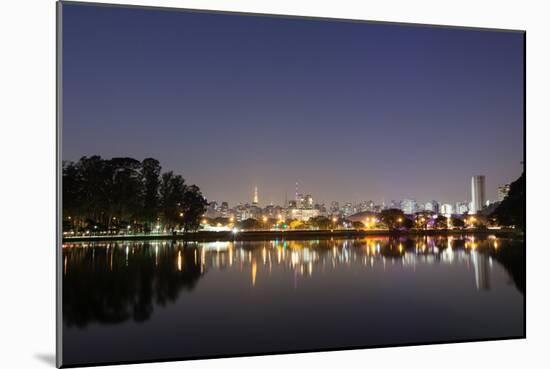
[314,203,327,215]
[424,200,439,214]
[253,186,259,205]
[304,194,313,209]
[206,201,219,217]
[401,199,417,215]
[296,193,305,209]
[455,201,469,215]
[440,203,454,217]
[343,202,353,217]
[498,184,511,202]
[470,175,486,214]
[220,202,229,217]
[390,200,400,210]
[366,200,375,211]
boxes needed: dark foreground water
[62,235,524,366]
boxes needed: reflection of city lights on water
[291,251,299,266]
[201,247,206,272]
[62,236,512,293]
[201,241,231,250]
[110,249,113,271]
[251,260,257,287]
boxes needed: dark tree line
[491,172,525,231]
[63,156,208,233]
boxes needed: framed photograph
[57,1,525,367]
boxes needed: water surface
[62,235,524,366]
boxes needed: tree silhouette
[62,156,207,233]
[141,158,161,230]
[159,171,187,230]
[491,172,525,231]
[379,209,406,231]
[181,185,208,231]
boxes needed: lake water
[62,234,524,366]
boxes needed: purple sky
[62,3,524,206]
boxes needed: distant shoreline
[62,228,522,243]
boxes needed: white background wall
[0,0,547,368]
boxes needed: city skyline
[62,5,524,205]
[206,174,504,208]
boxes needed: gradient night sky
[62,3,524,206]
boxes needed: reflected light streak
[251,260,257,287]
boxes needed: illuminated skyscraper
[401,199,417,215]
[304,194,314,209]
[440,203,454,217]
[253,186,259,205]
[470,175,486,214]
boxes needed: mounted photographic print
[57,1,526,367]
